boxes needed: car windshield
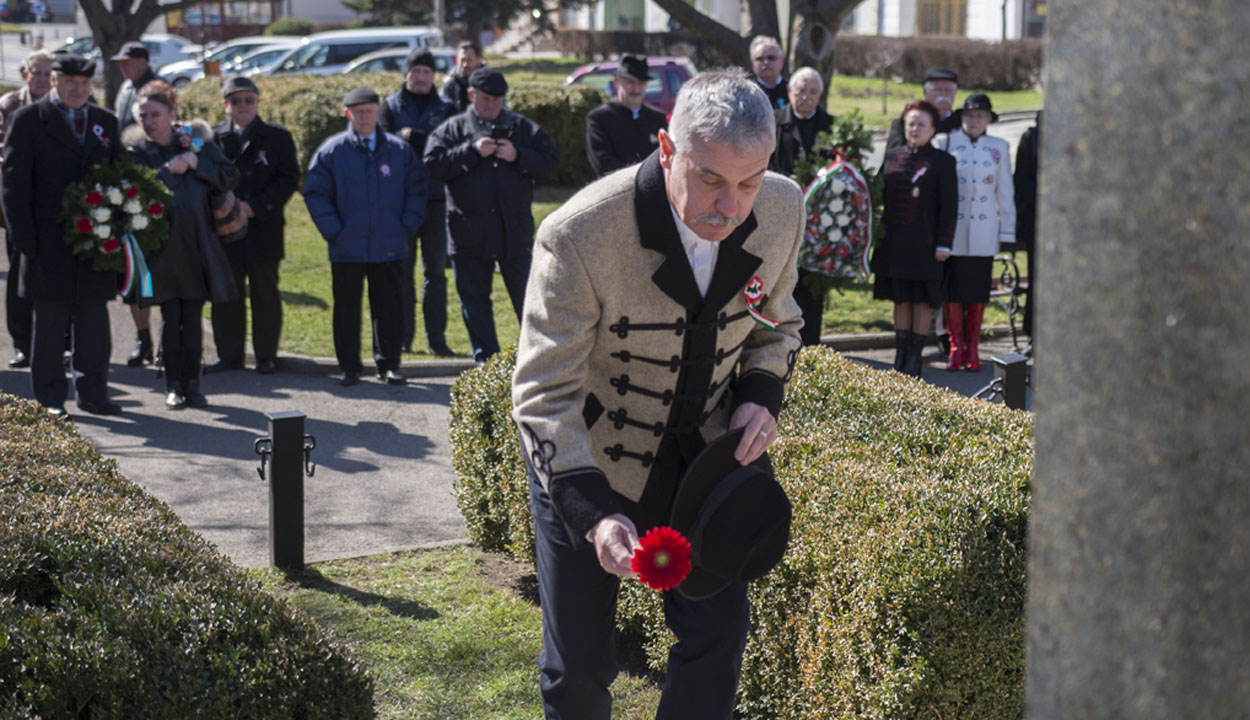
[62,36,96,54]
[282,43,326,71]
[235,47,290,73]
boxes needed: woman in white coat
[936,93,1015,371]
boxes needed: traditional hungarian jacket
[512,153,805,542]
[938,129,1016,256]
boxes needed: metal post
[992,352,1028,410]
[265,410,306,570]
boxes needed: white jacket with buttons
[936,129,1016,257]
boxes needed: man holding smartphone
[424,67,559,366]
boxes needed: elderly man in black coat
[883,66,962,155]
[584,54,667,178]
[1,54,121,418]
[208,76,300,374]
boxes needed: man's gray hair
[667,68,776,155]
[23,49,55,69]
[749,35,782,58]
[789,66,823,94]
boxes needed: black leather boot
[904,331,928,378]
[182,380,208,409]
[165,381,186,409]
[127,328,153,367]
[893,330,909,372]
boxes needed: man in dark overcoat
[584,54,667,178]
[208,76,300,374]
[439,40,484,114]
[1,54,121,418]
[883,66,963,155]
[112,41,157,129]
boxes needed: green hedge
[0,394,374,719]
[834,35,1044,91]
[178,73,604,188]
[449,345,1033,719]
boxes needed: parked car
[232,44,303,77]
[1,2,54,22]
[563,56,698,115]
[82,33,201,72]
[263,27,444,77]
[342,46,455,75]
[157,36,299,87]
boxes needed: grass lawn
[826,74,1042,128]
[252,546,661,719]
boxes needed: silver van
[268,27,445,76]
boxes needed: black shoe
[338,371,360,387]
[204,359,244,374]
[256,358,277,374]
[377,369,406,385]
[8,350,30,368]
[127,329,154,367]
[76,398,122,415]
[428,342,455,357]
[45,405,70,420]
[182,381,208,409]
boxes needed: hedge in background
[450,345,1032,719]
[834,35,1043,91]
[0,394,374,719]
[179,73,604,188]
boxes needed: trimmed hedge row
[834,35,1044,91]
[450,345,1033,719]
[0,394,374,719]
[178,73,605,188]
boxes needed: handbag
[212,190,248,243]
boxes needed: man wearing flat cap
[2,54,122,418]
[380,48,456,357]
[584,54,668,178]
[884,66,963,154]
[304,88,427,387]
[112,41,156,128]
[208,76,300,375]
[425,67,558,366]
[512,68,803,719]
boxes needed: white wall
[288,0,357,25]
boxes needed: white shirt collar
[670,206,720,298]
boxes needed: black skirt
[873,275,943,308]
[943,256,993,304]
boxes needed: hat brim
[614,69,653,82]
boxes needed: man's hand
[935,248,951,262]
[588,513,640,578]
[730,402,777,466]
[493,138,517,162]
[473,137,497,157]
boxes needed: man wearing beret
[208,76,300,375]
[883,66,963,154]
[1,54,122,418]
[512,69,803,719]
[112,41,156,129]
[304,88,427,386]
[380,49,456,357]
[584,54,667,178]
[425,67,558,366]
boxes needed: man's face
[961,109,991,139]
[223,91,259,128]
[457,47,482,76]
[51,73,92,110]
[405,64,435,95]
[469,88,504,122]
[658,130,772,243]
[614,75,647,110]
[788,76,821,117]
[23,59,52,99]
[923,80,957,117]
[118,57,148,82]
[751,43,782,85]
[346,102,380,137]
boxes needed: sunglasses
[228,95,258,106]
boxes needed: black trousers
[210,259,282,363]
[30,300,110,408]
[452,253,530,364]
[793,269,825,347]
[401,201,449,350]
[331,260,403,375]
[5,241,32,355]
[529,475,750,720]
[160,298,204,385]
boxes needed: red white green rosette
[800,156,873,282]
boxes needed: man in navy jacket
[304,88,427,386]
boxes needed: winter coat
[584,100,666,177]
[303,127,426,264]
[768,105,835,178]
[115,67,158,129]
[936,129,1016,257]
[213,116,300,264]
[379,85,454,201]
[871,143,957,282]
[439,71,471,113]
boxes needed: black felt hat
[922,66,958,84]
[469,67,507,96]
[614,54,652,82]
[51,53,95,77]
[221,75,260,98]
[110,41,149,62]
[961,92,998,121]
[668,428,792,600]
[405,48,436,73]
[342,87,381,107]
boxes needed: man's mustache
[695,212,743,227]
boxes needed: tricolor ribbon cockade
[743,276,780,330]
[119,233,154,300]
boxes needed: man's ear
[658,128,675,169]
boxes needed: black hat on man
[405,48,436,74]
[921,66,958,84]
[51,53,95,78]
[961,92,998,122]
[342,87,381,107]
[221,75,260,98]
[110,41,150,62]
[469,67,507,97]
[614,54,652,82]
[667,428,793,600]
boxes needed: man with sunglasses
[208,76,300,375]
[749,35,789,110]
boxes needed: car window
[283,43,328,70]
[144,42,161,56]
[577,74,613,93]
[644,76,663,101]
[330,42,399,65]
[236,48,288,73]
[665,70,685,95]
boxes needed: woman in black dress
[128,80,239,408]
[871,100,957,377]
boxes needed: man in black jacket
[111,41,156,128]
[425,68,559,365]
[883,66,962,155]
[750,35,788,110]
[209,76,300,374]
[439,40,484,114]
[1,54,121,418]
[584,54,667,178]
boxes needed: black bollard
[992,352,1029,411]
[259,410,309,570]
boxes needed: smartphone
[489,125,514,141]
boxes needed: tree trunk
[788,0,862,104]
[740,0,781,43]
[81,0,204,108]
[647,0,753,68]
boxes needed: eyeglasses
[753,54,779,63]
[228,95,258,106]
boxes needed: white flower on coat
[123,200,142,214]
[131,215,149,231]
[90,207,111,223]
[94,224,111,239]
[106,187,124,205]
[821,213,833,228]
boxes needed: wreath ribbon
[743,276,780,330]
[119,233,153,300]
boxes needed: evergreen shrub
[449,345,1033,719]
[834,35,1044,91]
[0,394,374,719]
[264,17,316,36]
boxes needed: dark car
[563,56,698,116]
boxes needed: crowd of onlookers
[0,34,1038,418]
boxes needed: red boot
[965,303,986,371]
[943,303,965,371]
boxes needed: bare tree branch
[646,0,752,67]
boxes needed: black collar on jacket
[631,152,762,322]
[215,115,266,158]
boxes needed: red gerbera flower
[102,238,121,254]
[85,190,104,207]
[147,202,164,216]
[631,526,692,591]
[125,186,139,198]
[76,217,93,234]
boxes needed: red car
[563,56,698,116]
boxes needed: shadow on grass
[283,566,440,622]
[280,290,330,309]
